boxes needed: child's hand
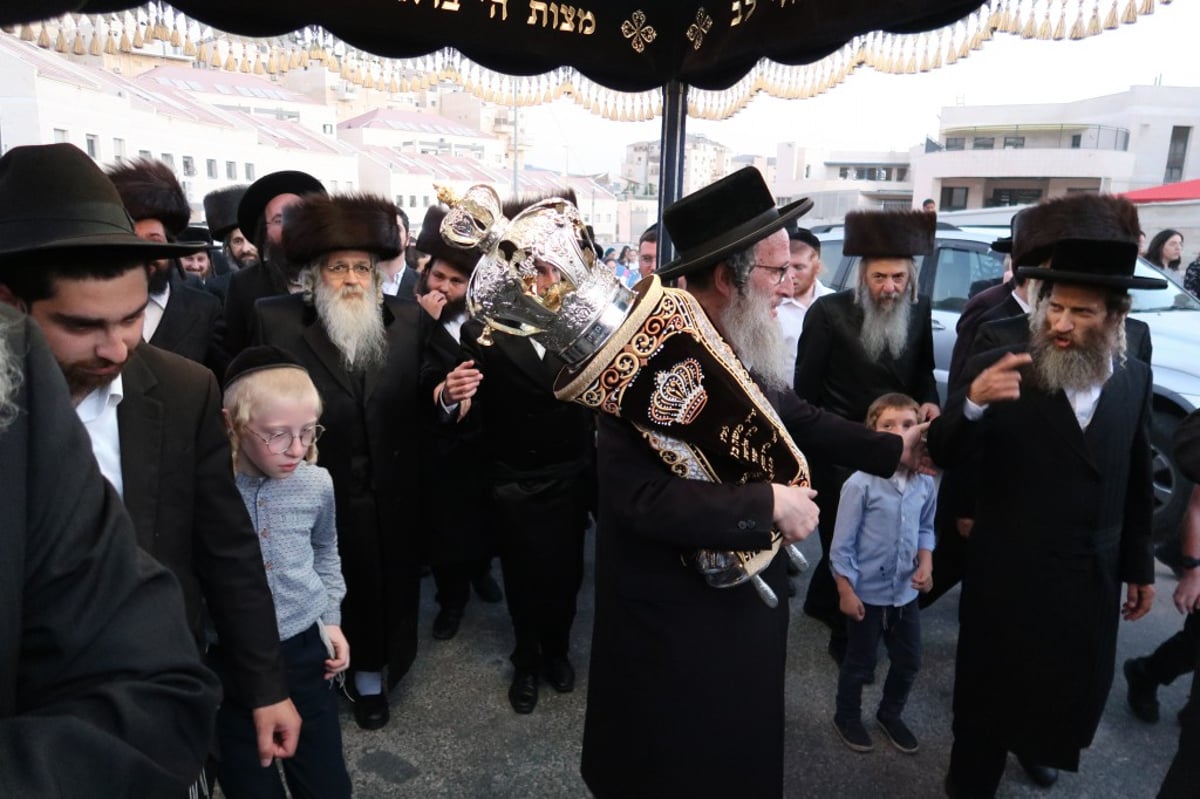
[838,591,865,621]
[323,625,350,679]
[912,564,933,593]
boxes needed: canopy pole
[656,79,687,271]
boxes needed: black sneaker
[1123,658,1161,723]
[876,714,919,754]
[832,716,874,752]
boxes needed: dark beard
[1028,317,1117,394]
[61,357,124,401]
[858,292,911,361]
[147,261,171,294]
[444,294,467,318]
[262,240,301,286]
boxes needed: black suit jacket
[0,312,220,796]
[460,318,595,478]
[949,282,1021,388]
[223,260,288,359]
[118,344,287,709]
[793,290,939,422]
[150,273,228,377]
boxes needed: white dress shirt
[75,374,125,497]
[142,283,170,341]
[778,279,832,375]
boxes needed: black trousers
[1143,610,1200,685]
[1157,615,1200,798]
[215,624,351,799]
[492,475,589,671]
[432,557,490,611]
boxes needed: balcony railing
[925,124,1130,153]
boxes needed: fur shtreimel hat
[842,210,936,258]
[203,185,247,240]
[1012,193,1140,268]
[415,205,480,275]
[105,158,191,238]
[282,193,401,266]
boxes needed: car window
[928,246,1006,311]
[1131,259,1200,312]
[817,240,844,286]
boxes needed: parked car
[815,226,1200,553]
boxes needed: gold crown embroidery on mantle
[648,358,708,426]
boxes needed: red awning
[1122,179,1200,203]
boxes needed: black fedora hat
[416,205,480,275]
[0,143,207,264]
[1016,238,1167,291]
[237,170,325,243]
[658,167,812,280]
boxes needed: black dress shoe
[545,656,575,693]
[432,607,463,640]
[354,693,390,730]
[1123,657,1161,723]
[508,670,538,714]
[1016,754,1058,788]
[472,571,504,604]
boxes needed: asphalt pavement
[327,529,1189,798]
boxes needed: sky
[520,1,1200,176]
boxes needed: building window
[1070,134,1082,149]
[1165,125,1191,183]
[182,156,196,177]
[1003,136,1025,149]
[85,134,99,158]
[422,195,430,207]
[940,186,969,212]
[245,163,255,181]
[53,128,69,143]
[322,123,334,134]
[896,167,908,181]
[161,153,174,168]
[139,149,152,159]
[112,138,126,162]
[226,161,237,179]
[409,195,417,207]
[804,164,811,178]
[987,188,1043,207]
[944,137,965,151]
[839,167,851,179]
[206,159,217,179]
[972,137,995,150]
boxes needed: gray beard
[859,292,911,361]
[1028,301,1117,394]
[719,288,792,391]
[314,282,388,372]
[0,317,22,434]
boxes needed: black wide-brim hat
[237,170,325,242]
[416,205,480,275]
[0,143,208,264]
[1015,238,1167,290]
[658,167,812,280]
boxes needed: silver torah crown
[440,184,635,364]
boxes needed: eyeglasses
[322,263,375,278]
[247,424,325,454]
[751,263,793,286]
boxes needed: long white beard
[314,282,388,372]
[859,292,911,361]
[719,288,792,391]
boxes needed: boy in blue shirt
[830,392,936,754]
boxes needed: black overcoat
[0,313,221,795]
[581,385,901,797]
[149,273,228,377]
[256,294,426,685]
[928,346,1155,769]
[793,290,939,423]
